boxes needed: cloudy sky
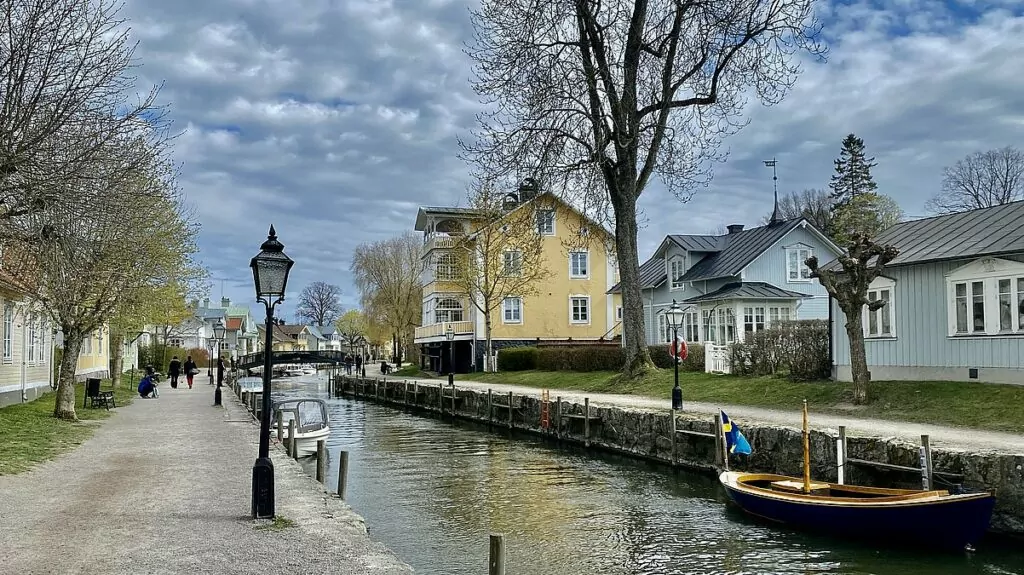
[120,0,1024,320]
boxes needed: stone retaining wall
[335,376,1024,536]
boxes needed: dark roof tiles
[681,219,803,281]
[682,281,811,303]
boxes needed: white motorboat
[282,365,305,377]
[300,364,317,375]
[237,376,264,393]
[273,398,330,456]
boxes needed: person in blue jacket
[138,372,157,398]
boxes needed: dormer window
[669,257,686,290]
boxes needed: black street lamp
[213,318,226,406]
[665,299,686,411]
[249,225,295,519]
[445,322,455,387]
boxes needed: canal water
[275,378,1024,575]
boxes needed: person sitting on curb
[138,372,158,399]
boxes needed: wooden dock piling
[276,411,283,443]
[670,409,677,465]
[337,450,349,500]
[507,391,513,429]
[316,440,326,483]
[488,534,506,575]
[487,389,493,425]
[555,397,562,440]
[287,420,297,459]
[837,426,847,485]
[584,398,591,447]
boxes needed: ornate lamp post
[249,226,294,519]
[213,318,226,406]
[445,323,455,386]
[665,299,686,411]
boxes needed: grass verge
[453,369,1024,434]
[0,380,135,475]
[255,515,296,530]
[392,365,434,378]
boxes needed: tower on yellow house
[413,182,621,373]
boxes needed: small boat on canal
[719,402,996,551]
[272,398,330,456]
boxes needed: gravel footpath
[0,383,414,575]
[370,367,1024,454]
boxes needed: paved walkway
[0,383,412,575]
[371,366,1024,454]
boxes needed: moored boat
[719,401,996,551]
[273,398,330,456]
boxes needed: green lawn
[0,381,135,475]
[449,369,1024,434]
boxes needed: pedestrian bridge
[235,350,348,370]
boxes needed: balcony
[424,234,456,252]
[414,321,474,341]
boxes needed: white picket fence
[705,343,730,374]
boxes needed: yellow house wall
[0,292,51,391]
[490,202,613,340]
[76,324,111,378]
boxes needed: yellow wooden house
[413,186,620,373]
[0,273,55,407]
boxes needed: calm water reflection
[274,378,1023,575]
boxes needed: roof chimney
[727,224,745,234]
[203,298,210,309]
[517,177,540,202]
[221,296,230,308]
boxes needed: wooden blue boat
[719,402,996,550]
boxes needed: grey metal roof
[668,234,723,253]
[681,219,803,281]
[868,200,1024,267]
[682,281,811,304]
[196,307,227,320]
[607,255,666,293]
[414,206,484,231]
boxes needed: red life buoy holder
[669,338,688,361]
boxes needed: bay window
[946,258,1024,336]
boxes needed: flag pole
[802,399,811,494]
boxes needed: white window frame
[945,258,1024,337]
[569,250,589,279]
[569,295,590,324]
[169,337,185,348]
[684,309,699,343]
[84,333,92,355]
[615,305,622,322]
[743,306,767,336]
[864,277,896,339]
[786,246,813,283]
[502,297,522,324]
[503,250,522,277]
[434,297,464,324]
[2,303,11,363]
[27,313,36,364]
[434,252,458,281]
[536,209,555,236]
[669,257,686,290]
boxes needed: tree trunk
[54,334,83,420]
[610,190,654,377]
[110,332,124,388]
[484,310,493,372]
[842,307,870,403]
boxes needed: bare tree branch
[295,281,343,327]
[926,146,1024,214]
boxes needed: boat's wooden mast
[803,399,811,494]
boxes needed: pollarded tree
[926,146,1024,214]
[450,178,551,372]
[462,0,826,377]
[806,234,899,403]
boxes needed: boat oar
[802,399,811,494]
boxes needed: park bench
[84,378,116,410]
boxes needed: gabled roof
[862,201,1024,267]
[275,324,307,338]
[414,206,485,231]
[196,307,227,320]
[465,191,614,241]
[305,325,325,339]
[667,234,723,253]
[225,305,252,318]
[681,219,804,281]
[225,317,243,331]
[319,325,337,336]
[682,281,810,304]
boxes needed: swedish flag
[720,410,752,455]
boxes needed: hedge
[729,320,830,380]
[648,343,705,372]
[536,346,625,372]
[496,347,537,371]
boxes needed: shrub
[648,343,705,371]
[536,345,625,372]
[729,320,829,380]
[497,347,537,371]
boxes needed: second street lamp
[665,299,686,411]
[213,318,226,406]
[445,323,454,387]
[250,225,294,520]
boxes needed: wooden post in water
[802,400,810,494]
[507,391,513,429]
[337,450,349,500]
[713,413,727,470]
[451,385,456,415]
[556,397,562,440]
[584,398,591,447]
[439,384,444,413]
[276,410,283,443]
[403,381,409,405]
[413,382,419,406]
[488,534,506,575]
[837,425,847,485]
[487,389,493,425]
[921,434,933,490]
[670,409,677,465]
[316,440,326,483]
[288,420,297,459]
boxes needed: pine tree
[829,134,878,206]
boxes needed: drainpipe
[20,306,27,402]
[827,293,835,377]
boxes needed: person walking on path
[183,355,198,389]
[355,354,362,375]
[168,356,182,389]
